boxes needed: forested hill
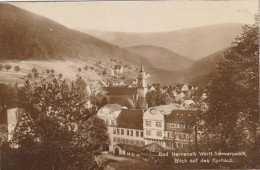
[0,3,144,65]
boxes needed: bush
[4,64,11,71]
[32,67,37,73]
[27,73,32,79]
[14,66,20,72]
[34,72,39,78]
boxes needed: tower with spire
[137,59,148,99]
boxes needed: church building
[105,61,148,103]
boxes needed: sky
[11,1,258,33]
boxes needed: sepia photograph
[0,0,259,169]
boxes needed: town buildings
[97,102,201,157]
[97,61,204,157]
[105,61,148,103]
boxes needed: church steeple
[137,59,148,99]
[137,59,147,88]
[140,59,144,72]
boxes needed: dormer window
[150,108,157,115]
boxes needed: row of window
[145,121,162,127]
[166,131,189,140]
[145,130,189,139]
[166,123,185,128]
[113,137,145,146]
[113,128,143,137]
[104,119,115,125]
[146,130,162,137]
[166,141,189,149]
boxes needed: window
[117,138,120,142]
[145,121,151,127]
[141,131,143,137]
[136,140,139,145]
[183,143,189,149]
[146,130,151,136]
[179,133,186,139]
[113,128,116,134]
[136,131,139,137]
[130,140,134,145]
[156,122,162,127]
[177,142,182,148]
[130,130,133,136]
[127,130,129,136]
[179,124,185,128]
[113,137,116,142]
[126,139,129,144]
[111,120,115,125]
[117,129,120,135]
[106,120,109,124]
[121,129,124,135]
[156,131,162,137]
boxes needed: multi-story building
[97,103,200,157]
[97,104,144,156]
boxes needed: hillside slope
[83,23,243,60]
[185,48,230,86]
[126,45,194,71]
[0,3,143,66]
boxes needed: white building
[97,105,144,156]
[0,107,23,141]
[97,103,201,157]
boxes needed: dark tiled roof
[106,104,123,112]
[176,83,184,90]
[117,143,143,152]
[117,109,143,130]
[105,87,138,96]
[165,110,199,124]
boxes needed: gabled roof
[117,109,143,130]
[155,104,180,115]
[105,87,138,96]
[176,83,184,90]
[165,109,199,124]
[105,104,124,112]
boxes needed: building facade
[97,103,201,157]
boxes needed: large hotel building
[97,103,200,157]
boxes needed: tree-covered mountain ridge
[0,3,145,66]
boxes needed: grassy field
[0,59,138,90]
